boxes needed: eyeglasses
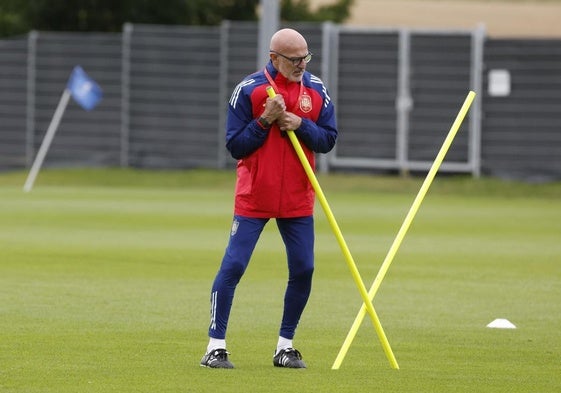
[270,50,312,66]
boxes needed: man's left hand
[277,112,302,132]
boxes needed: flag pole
[23,65,102,193]
[23,89,72,193]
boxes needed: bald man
[200,28,338,369]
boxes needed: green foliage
[282,0,354,23]
[0,0,28,36]
[0,0,259,34]
[184,0,260,25]
[0,0,353,37]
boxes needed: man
[200,28,337,369]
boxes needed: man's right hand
[261,95,286,124]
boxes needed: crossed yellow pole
[332,91,477,369]
[266,86,399,369]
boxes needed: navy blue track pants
[208,215,315,340]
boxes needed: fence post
[318,21,335,174]
[396,28,412,176]
[25,30,38,167]
[257,0,279,69]
[217,20,230,168]
[120,23,133,167]
[470,23,486,178]
[326,23,340,172]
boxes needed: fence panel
[333,28,399,163]
[408,32,473,168]
[0,37,28,169]
[330,27,479,174]
[127,24,221,168]
[482,39,561,181]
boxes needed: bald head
[270,28,308,54]
[269,28,309,82]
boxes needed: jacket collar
[265,60,295,87]
[265,61,278,78]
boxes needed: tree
[0,0,28,37]
[0,0,353,37]
[282,0,353,23]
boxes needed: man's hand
[276,111,302,132]
[261,95,286,124]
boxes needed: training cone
[486,318,516,329]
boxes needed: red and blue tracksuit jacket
[226,61,338,218]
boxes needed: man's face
[271,49,311,82]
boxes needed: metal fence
[1,21,560,181]
[328,25,483,175]
[482,38,561,181]
[0,37,28,169]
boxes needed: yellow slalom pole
[332,91,477,370]
[266,86,399,369]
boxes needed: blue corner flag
[67,66,102,111]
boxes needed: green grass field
[1,168,560,392]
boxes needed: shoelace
[286,349,302,359]
[213,349,230,360]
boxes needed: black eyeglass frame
[269,50,313,66]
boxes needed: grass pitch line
[332,91,477,370]
[266,86,399,369]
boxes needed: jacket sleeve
[225,82,268,160]
[295,86,338,154]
